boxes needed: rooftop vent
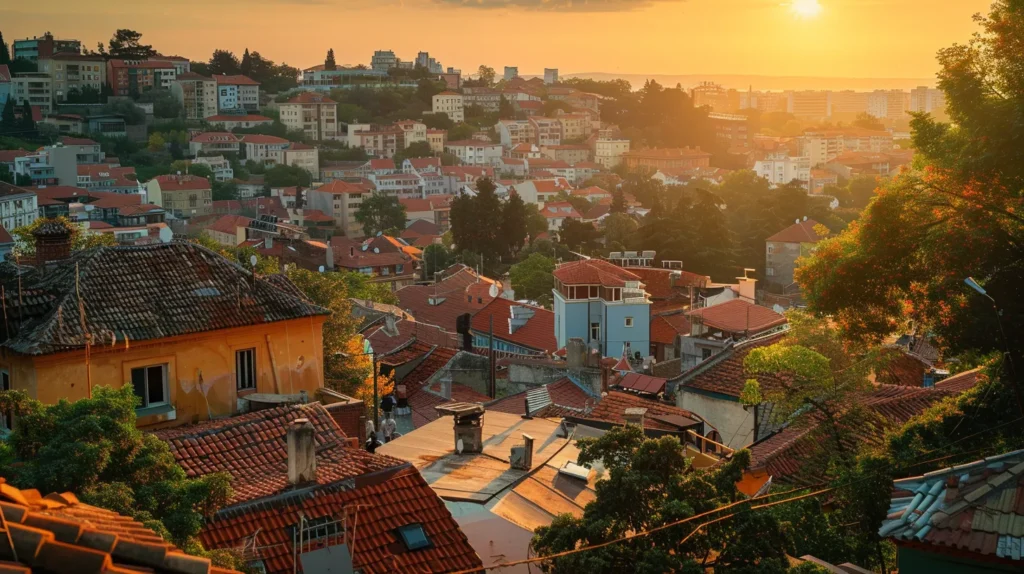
[508,305,535,334]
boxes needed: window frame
[131,364,169,409]
[590,322,601,342]
[235,348,257,392]
[624,317,634,328]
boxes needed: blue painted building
[553,259,651,359]
[0,65,11,108]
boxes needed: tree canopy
[106,29,157,60]
[509,253,555,307]
[355,193,407,237]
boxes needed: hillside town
[0,2,1023,573]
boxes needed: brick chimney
[287,418,317,485]
[33,220,74,264]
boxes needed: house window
[590,322,601,342]
[767,245,774,254]
[236,348,256,391]
[701,348,713,360]
[1,370,11,431]
[396,523,432,551]
[625,317,634,328]
[131,365,168,409]
[589,286,598,298]
[766,268,775,277]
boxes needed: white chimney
[510,433,535,470]
[624,407,647,428]
[287,418,317,485]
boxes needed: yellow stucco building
[0,231,329,430]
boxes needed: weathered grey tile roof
[1,242,328,355]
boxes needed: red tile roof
[0,478,240,573]
[626,267,708,299]
[200,464,481,574]
[406,157,442,170]
[154,403,405,505]
[31,186,143,210]
[190,132,242,144]
[486,378,593,418]
[766,218,828,243]
[679,332,790,398]
[77,164,138,187]
[152,174,212,191]
[118,203,163,216]
[241,134,289,144]
[399,346,461,428]
[581,391,704,432]
[553,258,640,287]
[366,318,460,356]
[369,158,395,170]
[402,219,442,236]
[686,299,786,335]
[300,208,333,223]
[213,74,259,85]
[283,91,336,105]
[0,149,30,162]
[470,298,557,353]
[315,180,372,195]
[540,202,582,220]
[379,340,434,368]
[396,268,496,332]
[935,368,985,393]
[650,315,679,345]
[60,136,98,146]
[204,214,252,237]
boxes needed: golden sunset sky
[1,0,991,81]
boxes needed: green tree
[449,178,504,268]
[526,204,549,242]
[147,133,166,153]
[610,189,627,214]
[0,31,10,65]
[0,385,232,545]
[500,192,530,258]
[264,164,311,188]
[476,65,496,86]
[208,49,241,76]
[558,218,601,253]
[498,95,515,120]
[509,253,555,307]
[138,89,182,119]
[325,48,337,71]
[212,181,239,201]
[603,212,637,251]
[393,140,434,166]
[0,163,14,184]
[240,48,252,77]
[448,123,476,141]
[102,98,145,125]
[852,112,885,131]
[18,100,35,133]
[533,426,793,573]
[422,244,452,279]
[106,29,156,60]
[355,193,406,237]
[0,97,15,133]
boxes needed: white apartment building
[529,117,562,147]
[444,141,502,167]
[37,53,106,103]
[496,120,533,148]
[431,91,464,123]
[214,75,260,112]
[370,173,422,198]
[190,156,234,182]
[278,92,338,141]
[594,139,631,168]
[0,182,40,231]
[755,154,811,188]
[544,68,559,85]
[371,50,398,72]
[909,87,946,117]
[11,74,53,113]
[503,66,518,81]
[241,135,290,162]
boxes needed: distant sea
[528,72,937,92]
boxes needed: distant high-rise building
[504,66,519,81]
[909,86,947,119]
[867,90,909,121]
[371,50,398,72]
[787,91,832,121]
[691,82,741,113]
[544,68,559,85]
[830,90,871,116]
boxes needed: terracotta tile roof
[0,150,30,162]
[584,204,610,220]
[152,174,212,191]
[486,378,593,418]
[314,180,372,195]
[369,159,395,170]
[540,202,582,220]
[154,402,403,504]
[31,186,142,210]
[60,136,98,146]
[396,269,494,332]
[686,299,786,335]
[331,237,412,269]
[880,448,1024,563]
[677,332,790,398]
[365,319,460,355]
[204,214,252,237]
[199,465,481,574]
[650,315,680,345]
[283,92,336,105]
[627,267,708,299]
[0,477,240,573]
[766,218,827,243]
[402,219,442,236]
[0,64,10,82]
[572,186,610,197]
[470,298,557,353]
[580,391,704,432]
[189,132,241,144]
[379,340,434,368]
[622,147,712,160]
[240,134,289,145]
[935,368,985,393]
[213,74,259,85]
[2,243,328,355]
[552,258,640,287]
[77,164,138,187]
[399,347,461,428]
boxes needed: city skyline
[2,0,990,86]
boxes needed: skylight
[396,523,431,551]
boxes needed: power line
[448,415,1024,573]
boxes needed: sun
[790,0,823,18]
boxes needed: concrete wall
[605,303,650,360]
[677,390,753,449]
[3,317,326,429]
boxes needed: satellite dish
[376,231,383,237]
[249,255,258,267]
[318,265,325,273]
[456,437,464,454]
[361,245,368,251]
[373,247,380,253]
[488,283,499,298]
